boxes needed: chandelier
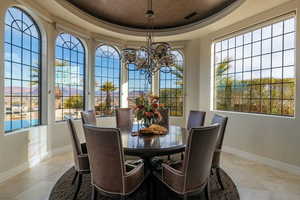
[121,0,176,83]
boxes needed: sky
[214,17,295,81]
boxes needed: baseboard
[0,145,72,184]
[223,145,300,176]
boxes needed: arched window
[4,7,42,132]
[94,45,120,116]
[159,50,184,116]
[128,64,152,108]
[55,33,85,121]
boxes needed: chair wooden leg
[183,194,188,200]
[72,171,78,185]
[121,196,126,200]
[167,155,171,160]
[147,176,152,200]
[73,174,82,200]
[181,152,184,160]
[216,168,225,190]
[91,186,97,200]
[210,168,214,176]
[204,181,211,200]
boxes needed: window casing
[159,50,184,116]
[55,33,85,121]
[4,7,42,132]
[214,16,296,116]
[94,45,120,117]
[128,64,152,108]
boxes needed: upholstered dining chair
[153,124,220,200]
[176,110,206,160]
[158,108,169,128]
[187,110,206,129]
[210,114,228,190]
[67,119,90,200]
[116,108,133,130]
[81,110,97,125]
[83,125,149,200]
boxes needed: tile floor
[0,152,300,200]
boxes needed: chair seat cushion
[125,159,143,172]
[151,157,183,172]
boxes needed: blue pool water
[5,120,40,132]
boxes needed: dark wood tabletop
[121,125,188,158]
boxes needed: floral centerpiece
[132,94,164,128]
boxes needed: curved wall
[198,0,300,172]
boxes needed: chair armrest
[162,163,184,193]
[124,163,145,194]
[162,163,183,176]
[125,159,143,171]
[126,162,144,177]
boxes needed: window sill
[96,116,115,118]
[212,109,296,120]
[54,118,82,124]
[4,125,47,136]
[169,116,185,119]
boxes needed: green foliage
[216,59,230,76]
[100,81,117,115]
[64,96,83,109]
[159,88,183,116]
[100,81,117,92]
[215,59,295,116]
[170,64,184,86]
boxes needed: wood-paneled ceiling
[67,0,238,30]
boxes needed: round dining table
[120,125,188,167]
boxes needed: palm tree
[215,59,232,110]
[64,96,83,109]
[100,81,117,114]
[170,64,184,86]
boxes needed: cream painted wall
[198,0,300,167]
[185,40,201,121]
[0,0,200,179]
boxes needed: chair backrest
[158,108,169,128]
[67,119,83,170]
[116,108,133,130]
[211,114,228,150]
[81,110,97,125]
[182,124,220,192]
[187,110,206,129]
[83,125,125,194]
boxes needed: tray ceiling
[67,0,238,30]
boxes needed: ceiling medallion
[122,0,176,83]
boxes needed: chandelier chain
[121,0,175,83]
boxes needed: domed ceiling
[67,0,239,30]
